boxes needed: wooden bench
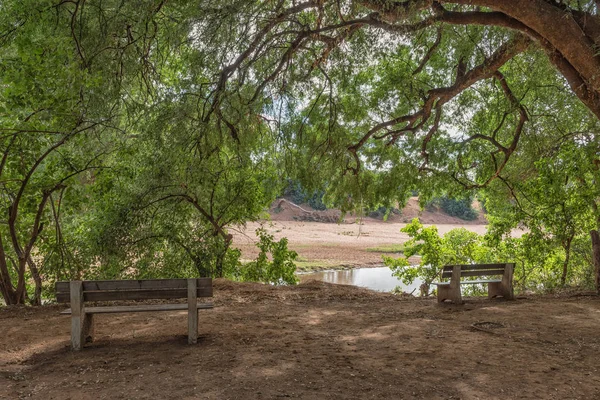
[55,278,213,350]
[433,263,514,304]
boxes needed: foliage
[0,0,130,304]
[426,196,478,221]
[477,108,600,284]
[2,0,600,303]
[384,219,482,291]
[438,197,479,221]
[284,180,327,211]
[367,206,401,220]
[385,219,596,295]
[235,228,298,285]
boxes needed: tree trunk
[364,0,600,119]
[1,257,27,305]
[0,234,18,305]
[0,259,22,305]
[194,256,211,278]
[12,258,28,305]
[591,230,600,294]
[0,286,22,305]
[561,235,574,287]
[214,233,233,278]
[0,258,14,305]
[0,279,17,305]
[27,256,43,306]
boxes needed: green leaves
[238,228,298,285]
[386,214,596,293]
[2,0,600,301]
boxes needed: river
[298,266,423,293]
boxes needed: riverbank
[298,266,421,293]
[232,221,498,272]
[2,280,599,399]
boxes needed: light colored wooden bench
[433,263,514,304]
[55,278,213,350]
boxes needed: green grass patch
[294,259,348,272]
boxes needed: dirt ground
[2,280,599,400]
[232,220,500,268]
[232,197,515,268]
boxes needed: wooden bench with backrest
[433,263,514,304]
[55,278,213,350]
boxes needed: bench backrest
[55,278,212,303]
[441,263,514,279]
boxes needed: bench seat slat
[460,279,501,284]
[60,303,214,315]
[56,287,212,303]
[56,278,211,295]
[441,269,506,278]
[433,279,501,286]
[442,263,511,272]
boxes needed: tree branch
[347,34,530,172]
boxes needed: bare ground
[1,280,599,400]
[232,220,500,269]
[232,197,508,269]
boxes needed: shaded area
[1,280,600,399]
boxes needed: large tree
[184,0,600,289]
[4,0,600,299]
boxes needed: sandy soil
[232,197,512,269]
[232,220,505,268]
[1,281,599,399]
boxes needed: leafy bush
[283,180,327,210]
[384,218,595,295]
[383,219,482,293]
[366,205,402,220]
[236,228,298,285]
[307,192,327,211]
[428,196,478,220]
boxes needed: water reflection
[299,267,422,293]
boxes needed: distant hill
[268,197,487,225]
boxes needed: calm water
[298,267,423,293]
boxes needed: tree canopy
[1,0,600,304]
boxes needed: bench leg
[488,281,514,300]
[70,281,85,351]
[437,285,449,303]
[438,285,462,304]
[437,266,463,304]
[488,281,503,299]
[437,284,462,304]
[489,264,514,300]
[188,279,198,344]
[71,316,85,351]
[83,314,95,343]
[502,263,515,300]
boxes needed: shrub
[385,218,594,295]
[384,219,494,296]
[283,180,326,210]
[238,228,298,285]
[433,196,478,221]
